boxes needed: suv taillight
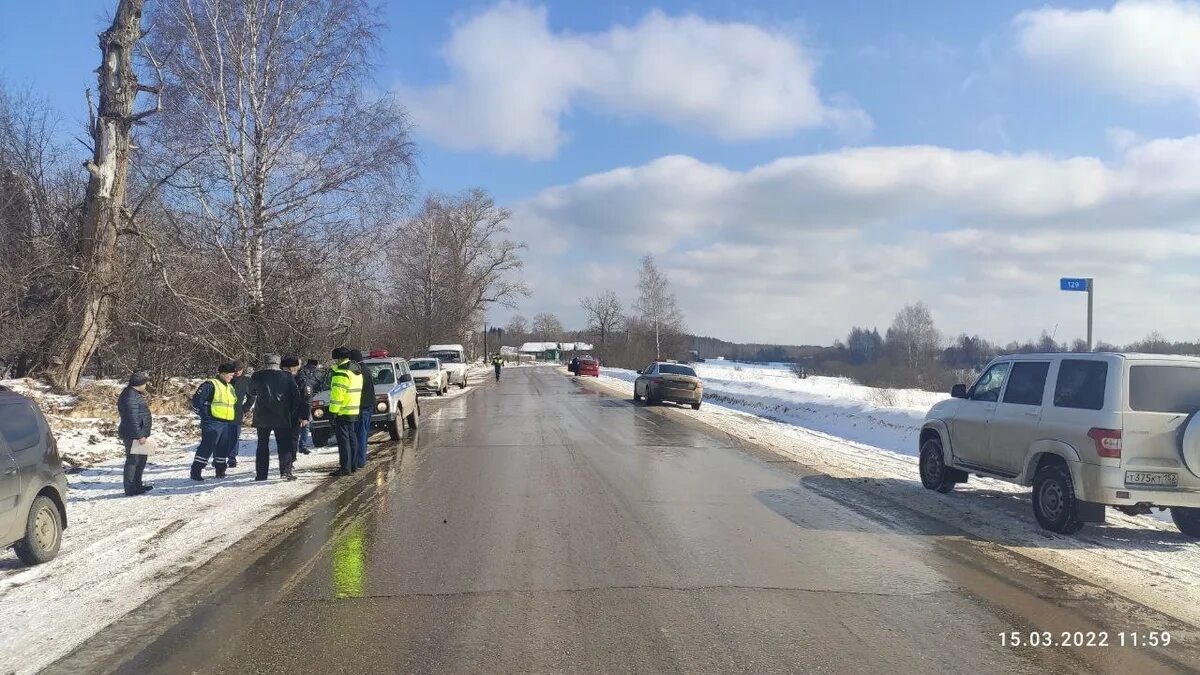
[1088,428,1122,458]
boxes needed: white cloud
[506,137,1200,345]
[401,2,868,159]
[1015,0,1200,104]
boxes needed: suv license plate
[1125,471,1179,487]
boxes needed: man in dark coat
[250,354,301,481]
[283,356,311,458]
[117,372,154,496]
[295,358,322,453]
[350,349,375,470]
[226,363,254,468]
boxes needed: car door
[396,361,416,411]
[0,436,18,541]
[637,363,657,397]
[0,400,39,540]
[988,361,1051,475]
[950,362,1011,468]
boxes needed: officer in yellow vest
[327,347,363,477]
[190,362,239,481]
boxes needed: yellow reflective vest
[208,378,236,421]
[328,360,363,417]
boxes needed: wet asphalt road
[86,366,1200,674]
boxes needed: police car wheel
[387,417,402,440]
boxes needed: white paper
[129,438,157,456]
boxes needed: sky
[3,0,1200,346]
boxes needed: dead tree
[56,0,161,390]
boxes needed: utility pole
[1059,277,1094,351]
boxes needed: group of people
[116,354,327,496]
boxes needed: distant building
[517,341,595,361]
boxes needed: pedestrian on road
[226,363,254,469]
[568,356,579,375]
[117,371,154,496]
[295,358,321,453]
[350,349,375,470]
[191,362,238,481]
[492,355,504,381]
[251,354,301,481]
[328,347,362,477]
[283,356,311,458]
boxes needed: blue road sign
[1060,278,1090,292]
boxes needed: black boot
[215,465,227,478]
[190,463,205,481]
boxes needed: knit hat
[218,362,238,374]
[263,353,282,367]
[128,372,150,387]
[281,356,300,368]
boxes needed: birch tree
[634,254,684,360]
[146,0,416,360]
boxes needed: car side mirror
[399,373,413,384]
[951,384,967,399]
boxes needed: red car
[577,357,600,377]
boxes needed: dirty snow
[585,362,1200,628]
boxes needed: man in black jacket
[251,354,301,481]
[117,372,153,496]
[283,356,311,457]
[295,359,322,453]
[350,349,375,470]
[227,363,254,469]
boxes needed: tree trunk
[56,0,148,391]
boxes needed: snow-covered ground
[586,361,1200,628]
[0,372,486,674]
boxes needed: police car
[309,350,421,446]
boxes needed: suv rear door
[951,361,1011,468]
[989,360,1051,475]
[0,439,18,540]
[0,398,37,538]
[1122,361,1200,486]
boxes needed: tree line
[0,0,526,389]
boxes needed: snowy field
[0,372,483,674]
[584,360,1200,629]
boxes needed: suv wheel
[1171,507,1200,538]
[14,495,62,565]
[406,403,420,430]
[1032,463,1085,534]
[387,416,402,440]
[919,437,958,493]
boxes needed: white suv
[920,353,1200,535]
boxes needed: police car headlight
[313,408,325,419]
[376,401,388,413]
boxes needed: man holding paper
[118,372,154,496]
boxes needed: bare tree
[391,189,528,352]
[144,0,416,360]
[531,313,564,341]
[634,254,684,360]
[580,290,623,362]
[505,314,529,336]
[886,302,941,371]
[56,0,161,390]
[0,85,82,377]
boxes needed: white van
[428,344,468,389]
[921,353,1200,535]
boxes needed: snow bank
[603,360,944,455]
[584,363,1200,627]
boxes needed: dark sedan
[633,362,703,409]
